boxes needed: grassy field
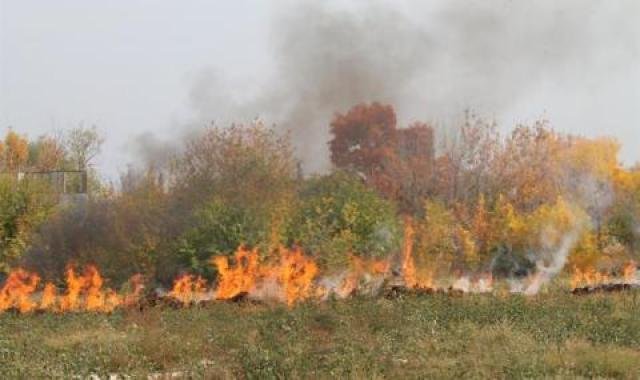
[1,289,640,379]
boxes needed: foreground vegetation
[2,289,640,379]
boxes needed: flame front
[0,265,140,314]
[168,274,208,305]
[2,244,635,315]
[213,247,318,305]
[571,262,637,289]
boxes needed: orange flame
[623,261,637,283]
[402,221,417,288]
[213,246,319,305]
[213,247,260,300]
[40,283,57,310]
[0,265,144,314]
[168,274,209,305]
[278,248,318,306]
[0,269,40,313]
[570,265,630,289]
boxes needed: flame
[402,221,417,288]
[0,265,143,314]
[85,266,106,311]
[168,274,209,305]
[213,247,260,300]
[313,255,390,300]
[0,269,40,313]
[278,248,318,306]
[40,283,57,310]
[623,261,637,283]
[213,246,318,305]
[400,221,437,290]
[570,264,637,289]
[60,266,84,311]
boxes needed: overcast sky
[1,1,639,178]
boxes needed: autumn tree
[2,130,29,172]
[329,103,435,214]
[493,121,566,212]
[29,135,66,171]
[329,102,397,178]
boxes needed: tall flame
[402,220,417,288]
[212,247,260,300]
[0,269,40,313]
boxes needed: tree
[494,121,565,212]
[329,103,435,214]
[3,130,29,172]
[329,102,397,178]
[65,125,104,170]
[29,135,66,171]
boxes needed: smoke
[181,0,638,173]
[523,229,580,295]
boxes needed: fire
[401,220,437,290]
[278,248,318,306]
[0,269,40,313]
[402,220,417,288]
[325,255,390,299]
[0,265,142,314]
[213,246,318,305]
[59,266,84,311]
[571,262,637,289]
[212,247,260,300]
[571,266,610,289]
[8,241,636,315]
[40,283,57,310]
[168,274,209,305]
[622,261,637,283]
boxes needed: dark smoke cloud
[180,0,639,173]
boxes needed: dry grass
[1,290,640,378]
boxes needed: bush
[288,171,401,271]
[171,123,299,277]
[24,170,169,284]
[0,176,56,273]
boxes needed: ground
[1,288,640,379]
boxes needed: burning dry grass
[2,242,638,317]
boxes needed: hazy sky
[1,1,639,178]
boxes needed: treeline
[0,126,103,273]
[2,103,640,287]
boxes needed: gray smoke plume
[182,0,638,173]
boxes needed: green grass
[1,290,640,379]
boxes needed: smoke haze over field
[1,0,639,176]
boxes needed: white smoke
[523,229,580,295]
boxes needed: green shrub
[288,171,401,271]
[0,176,56,272]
